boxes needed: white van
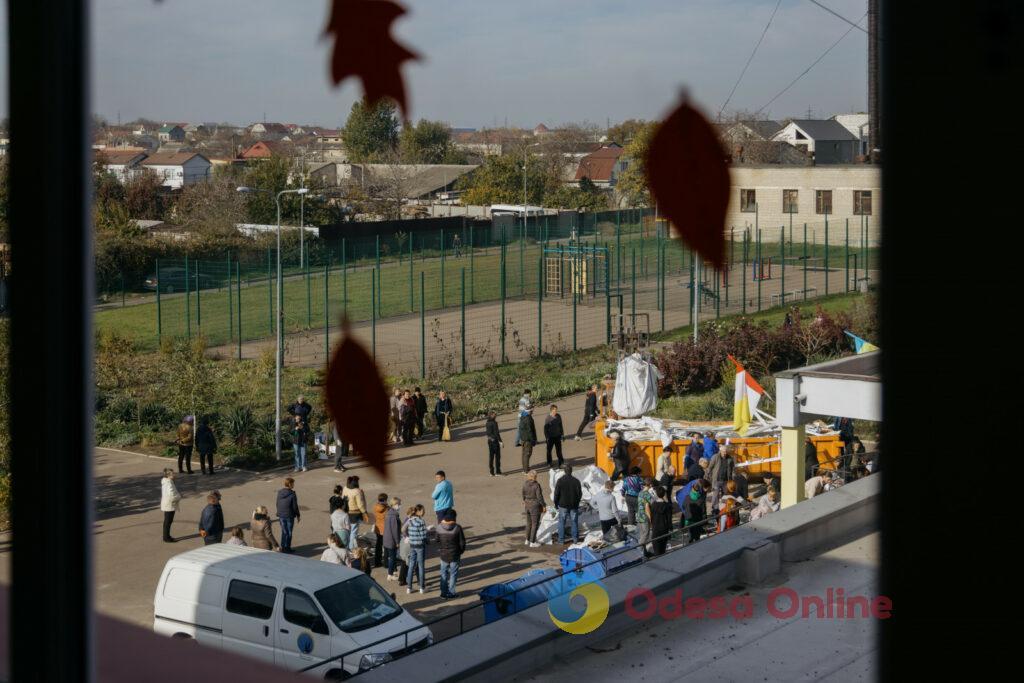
[153,545,432,679]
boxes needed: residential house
[157,125,186,143]
[831,113,870,156]
[533,123,553,137]
[140,152,212,189]
[334,163,479,201]
[771,120,860,164]
[571,144,625,189]
[238,140,294,160]
[97,149,148,182]
[249,122,290,140]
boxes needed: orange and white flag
[728,355,765,435]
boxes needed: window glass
[740,189,756,212]
[854,190,873,215]
[815,189,833,214]
[783,189,798,213]
[315,575,402,633]
[226,579,277,620]
[284,588,329,634]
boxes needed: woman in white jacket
[160,468,182,542]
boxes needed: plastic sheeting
[536,466,626,544]
[478,569,563,624]
[611,353,661,418]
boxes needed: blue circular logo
[297,632,314,654]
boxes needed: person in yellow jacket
[176,415,194,474]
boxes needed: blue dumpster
[478,568,565,624]
[560,541,644,583]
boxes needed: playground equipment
[543,245,607,298]
[752,257,773,281]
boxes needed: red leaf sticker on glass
[647,100,730,268]
[325,0,419,115]
[325,320,390,478]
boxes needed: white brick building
[726,165,881,244]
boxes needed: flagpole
[693,253,700,343]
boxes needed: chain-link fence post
[267,248,273,334]
[420,270,425,379]
[864,215,870,284]
[605,251,611,344]
[537,252,543,356]
[845,218,850,293]
[155,258,162,344]
[460,268,466,373]
[408,229,414,312]
[342,238,348,317]
[306,257,311,328]
[120,270,125,307]
[227,252,233,341]
[615,209,621,289]
[824,211,830,296]
[324,261,330,363]
[440,228,446,309]
[780,226,786,307]
[572,248,578,352]
[500,227,506,364]
[469,224,475,304]
[803,223,808,302]
[185,256,192,339]
[742,232,748,315]
[236,260,242,360]
[756,205,762,312]
[631,247,636,318]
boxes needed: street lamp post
[237,185,309,461]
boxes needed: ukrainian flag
[844,330,879,354]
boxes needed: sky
[0,0,869,128]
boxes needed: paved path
[0,392,601,629]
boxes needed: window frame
[853,190,873,216]
[740,188,757,213]
[782,189,799,214]
[225,579,277,621]
[815,189,833,215]
[283,588,330,635]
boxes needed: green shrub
[102,396,137,423]
[139,402,176,430]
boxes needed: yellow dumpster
[594,420,844,478]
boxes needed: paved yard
[0,392,602,629]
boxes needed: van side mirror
[390,592,397,600]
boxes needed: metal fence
[93,208,879,377]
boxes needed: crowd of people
[159,467,471,600]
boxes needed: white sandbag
[536,508,602,545]
[611,353,662,418]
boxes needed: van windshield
[315,575,402,632]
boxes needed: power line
[717,0,784,120]
[754,11,868,118]
[806,0,868,34]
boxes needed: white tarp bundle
[536,465,625,544]
[611,353,661,418]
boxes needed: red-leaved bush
[654,304,865,399]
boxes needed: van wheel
[172,633,192,640]
[324,669,349,681]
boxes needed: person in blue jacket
[702,432,720,460]
[431,470,454,524]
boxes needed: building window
[853,190,873,215]
[782,189,798,214]
[740,189,756,213]
[815,190,833,215]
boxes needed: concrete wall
[361,475,880,683]
[726,165,881,245]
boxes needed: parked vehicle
[144,267,218,293]
[153,545,432,678]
